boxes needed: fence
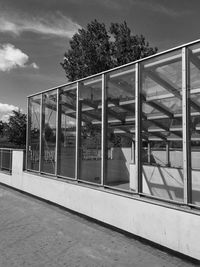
[0,148,12,174]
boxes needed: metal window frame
[101,73,106,185]
[135,62,142,193]
[75,82,80,180]
[39,93,44,173]
[26,97,30,170]
[182,46,192,204]
[55,88,61,176]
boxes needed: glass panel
[189,43,200,205]
[105,65,135,191]
[27,95,41,171]
[57,85,77,178]
[141,49,184,202]
[41,89,57,174]
[79,76,102,184]
[0,149,12,173]
[1,149,12,172]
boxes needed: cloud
[93,0,121,10]
[96,0,192,17]
[30,62,39,69]
[0,103,18,113]
[0,11,81,38]
[0,103,19,122]
[0,43,39,72]
[132,0,192,17]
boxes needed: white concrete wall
[0,150,200,260]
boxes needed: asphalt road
[0,184,198,267]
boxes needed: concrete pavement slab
[0,184,198,267]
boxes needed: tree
[61,20,158,81]
[7,110,27,147]
[0,121,5,137]
[109,21,157,66]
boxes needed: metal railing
[0,148,12,174]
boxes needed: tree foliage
[61,20,158,81]
[7,110,27,147]
[0,121,5,136]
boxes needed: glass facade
[141,50,184,201]
[41,90,57,174]
[27,95,41,171]
[57,85,77,178]
[189,43,200,206]
[27,40,200,207]
[105,66,135,190]
[79,76,102,184]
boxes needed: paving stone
[0,185,198,267]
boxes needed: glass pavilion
[27,40,200,208]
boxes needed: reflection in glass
[41,90,57,174]
[57,87,76,178]
[105,66,135,191]
[27,95,41,171]
[79,77,102,184]
[141,50,184,202]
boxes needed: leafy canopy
[7,110,27,147]
[0,121,5,136]
[61,20,158,81]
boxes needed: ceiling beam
[108,79,133,95]
[107,97,134,113]
[146,100,173,118]
[83,111,101,121]
[188,48,200,71]
[146,70,181,99]
[107,108,126,122]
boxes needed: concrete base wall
[0,150,200,260]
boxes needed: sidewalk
[0,184,198,267]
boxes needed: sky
[0,0,200,121]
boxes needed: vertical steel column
[101,73,107,185]
[166,141,170,167]
[75,82,81,180]
[131,141,135,164]
[147,142,151,164]
[0,149,2,170]
[26,97,30,170]
[39,94,44,173]
[10,149,12,173]
[135,63,142,193]
[182,46,191,204]
[55,88,61,176]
